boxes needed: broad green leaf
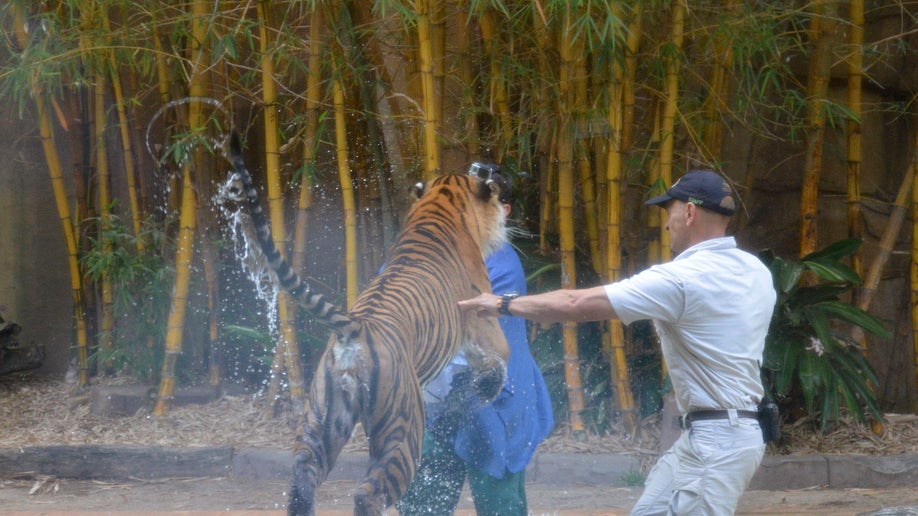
[768,257,804,294]
[802,238,862,262]
[803,259,862,284]
[812,302,891,338]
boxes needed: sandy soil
[0,476,916,514]
[2,376,918,514]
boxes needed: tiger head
[410,174,507,260]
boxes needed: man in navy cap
[459,169,776,514]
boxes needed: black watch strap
[498,293,518,316]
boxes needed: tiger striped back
[221,138,510,516]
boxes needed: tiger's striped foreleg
[461,315,510,402]
[353,358,425,516]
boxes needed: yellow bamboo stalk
[621,4,642,153]
[532,11,555,255]
[571,31,600,273]
[334,77,359,307]
[701,0,739,161]
[151,25,178,213]
[292,6,323,273]
[154,160,197,415]
[605,1,637,431]
[154,0,208,415]
[12,4,90,386]
[256,0,307,411]
[913,143,918,395]
[416,0,440,180]
[479,9,512,156]
[458,8,479,157]
[558,6,586,434]
[800,1,836,258]
[539,133,556,255]
[647,102,664,264]
[431,0,445,130]
[658,0,685,265]
[94,69,115,371]
[847,0,864,279]
[103,12,143,252]
[857,163,913,314]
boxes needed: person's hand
[458,293,501,318]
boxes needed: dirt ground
[2,377,918,514]
[0,475,916,515]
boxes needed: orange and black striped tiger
[222,136,510,516]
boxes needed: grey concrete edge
[1,446,916,490]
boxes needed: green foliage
[82,215,174,381]
[759,239,889,432]
[620,470,645,487]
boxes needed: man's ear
[685,202,697,223]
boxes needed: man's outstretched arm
[458,285,617,325]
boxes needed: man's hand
[457,293,502,318]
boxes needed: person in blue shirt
[396,164,554,516]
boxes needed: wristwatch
[498,293,519,316]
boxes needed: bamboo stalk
[847,0,865,279]
[334,77,359,307]
[12,4,91,386]
[701,0,739,161]
[572,35,601,273]
[416,0,440,179]
[293,6,323,274]
[458,8,479,158]
[857,163,913,314]
[479,8,512,157]
[658,0,685,265]
[257,0,307,411]
[800,1,836,258]
[558,6,585,434]
[103,11,143,252]
[913,142,918,397]
[154,0,209,415]
[605,1,637,432]
[621,4,642,153]
[94,68,115,372]
[154,160,196,415]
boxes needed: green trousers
[396,431,528,516]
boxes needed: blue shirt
[444,242,554,478]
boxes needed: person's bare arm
[458,285,618,325]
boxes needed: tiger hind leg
[287,447,319,516]
[288,353,362,516]
[352,365,426,515]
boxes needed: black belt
[678,409,758,430]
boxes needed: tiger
[221,135,510,516]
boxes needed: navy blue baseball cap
[644,169,736,216]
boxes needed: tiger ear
[410,182,425,200]
[478,178,499,202]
